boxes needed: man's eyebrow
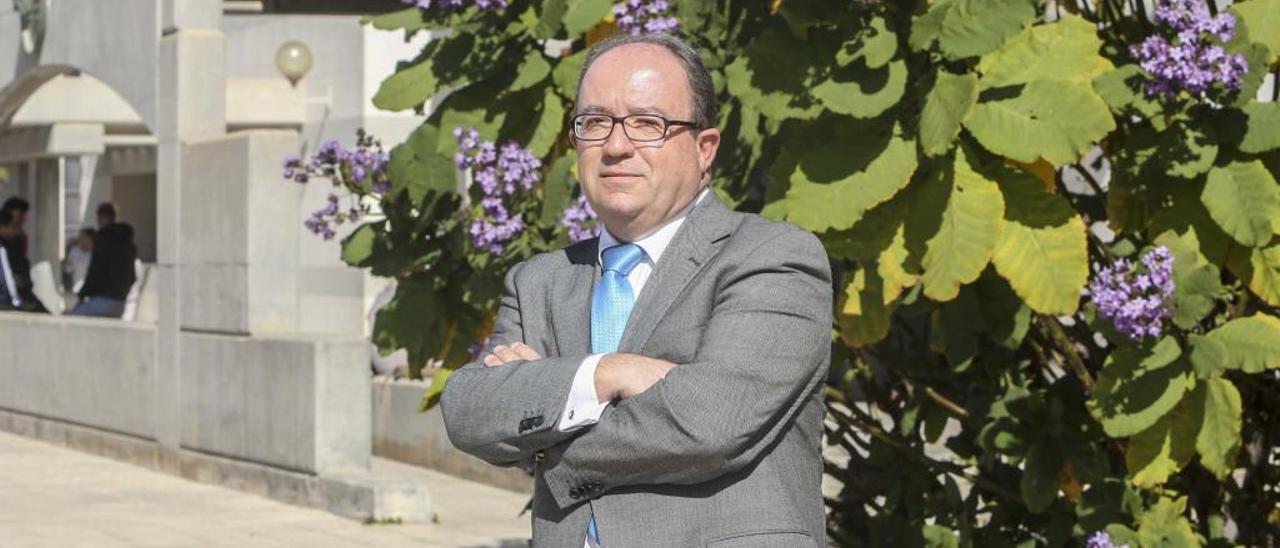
[575,105,672,117]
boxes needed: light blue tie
[586,242,645,546]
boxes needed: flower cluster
[454,127,541,255]
[282,130,390,240]
[613,0,679,35]
[1085,532,1129,548]
[1131,0,1247,100]
[400,0,507,11]
[1089,246,1176,341]
[561,193,599,243]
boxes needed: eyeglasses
[570,113,699,142]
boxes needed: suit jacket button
[534,450,546,462]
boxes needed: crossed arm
[440,229,832,509]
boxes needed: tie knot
[601,243,645,275]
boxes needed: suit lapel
[618,193,735,354]
[551,239,598,357]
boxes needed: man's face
[574,44,720,240]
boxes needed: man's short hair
[2,197,29,213]
[577,33,719,130]
[96,202,117,222]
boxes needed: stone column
[153,0,225,469]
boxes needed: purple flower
[1131,0,1247,100]
[454,126,542,255]
[400,0,507,11]
[1085,531,1129,548]
[613,0,679,35]
[1089,246,1176,341]
[283,129,392,240]
[561,193,599,242]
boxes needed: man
[441,33,832,547]
[0,209,24,311]
[1,197,30,261]
[70,203,136,318]
[0,208,45,313]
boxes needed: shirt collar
[598,187,710,267]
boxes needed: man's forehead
[578,43,690,112]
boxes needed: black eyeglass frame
[569,113,701,142]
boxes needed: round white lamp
[274,40,314,87]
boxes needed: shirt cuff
[557,353,611,432]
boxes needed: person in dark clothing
[70,203,136,318]
[1,196,30,261]
[0,208,46,313]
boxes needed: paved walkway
[0,431,532,547]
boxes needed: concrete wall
[180,130,310,335]
[180,332,370,474]
[39,0,160,132]
[0,313,157,439]
[372,377,532,494]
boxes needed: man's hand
[594,353,678,403]
[482,341,542,367]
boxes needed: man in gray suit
[442,33,832,548]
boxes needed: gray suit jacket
[441,194,833,547]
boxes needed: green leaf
[562,0,613,36]
[388,123,458,204]
[1195,378,1242,479]
[1202,314,1280,373]
[990,164,1088,315]
[510,50,552,92]
[838,266,896,347]
[786,135,918,232]
[1240,101,1280,154]
[340,223,376,266]
[1154,229,1224,330]
[1022,440,1064,513]
[419,368,452,411]
[920,72,979,157]
[1235,241,1280,306]
[1201,160,1279,247]
[918,146,1005,302]
[839,17,897,68]
[724,26,822,121]
[540,152,576,226]
[1125,390,1199,489]
[963,79,1115,166]
[1158,121,1219,180]
[976,15,1112,89]
[1087,337,1191,438]
[552,48,588,101]
[910,0,1036,60]
[372,59,437,112]
[1188,334,1229,380]
[1137,497,1201,548]
[363,7,428,32]
[922,525,959,548]
[1225,31,1273,109]
[534,0,567,38]
[1162,227,1228,330]
[524,86,566,158]
[1093,64,1163,119]
[1231,0,1280,63]
[812,60,908,119]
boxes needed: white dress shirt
[557,188,710,433]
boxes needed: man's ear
[696,127,721,180]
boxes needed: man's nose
[602,122,636,158]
